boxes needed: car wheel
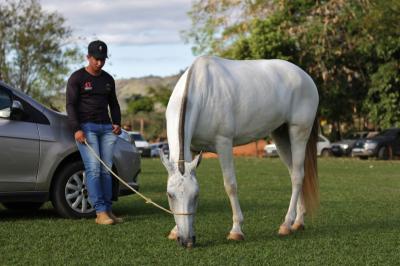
[359,156,368,160]
[2,202,44,212]
[321,149,331,157]
[51,161,95,218]
[378,146,389,160]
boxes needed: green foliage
[147,85,172,107]
[185,0,400,130]
[0,0,81,105]
[364,61,400,128]
[123,84,172,140]
[126,94,154,114]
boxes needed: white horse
[160,56,319,248]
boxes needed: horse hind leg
[271,124,292,172]
[167,225,178,240]
[272,125,295,236]
[278,124,310,236]
[215,135,244,241]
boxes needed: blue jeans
[76,122,117,213]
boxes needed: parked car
[0,81,141,218]
[330,131,373,157]
[351,128,400,160]
[150,141,169,158]
[127,131,151,157]
[264,134,331,157]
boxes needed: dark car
[351,128,400,160]
[0,81,141,218]
[330,132,373,157]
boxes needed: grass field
[1,158,400,265]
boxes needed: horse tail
[302,117,319,217]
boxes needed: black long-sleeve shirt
[66,68,121,133]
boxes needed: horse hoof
[278,225,292,236]
[167,231,178,240]
[227,232,244,241]
[291,223,305,231]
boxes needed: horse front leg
[215,136,244,241]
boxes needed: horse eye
[166,192,174,199]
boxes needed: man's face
[87,55,106,72]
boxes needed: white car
[264,134,331,157]
[127,131,151,157]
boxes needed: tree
[182,0,275,55]
[360,0,400,128]
[123,84,173,140]
[147,84,172,108]
[126,94,154,114]
[184,0,400,133]
[0,0,80,104]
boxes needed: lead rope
[84,140,182,216]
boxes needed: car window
[11,94,50,124]
[131,133,145,141]
[0,87,12,118]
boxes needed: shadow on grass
[0,208,60,220]
[114,195,286,218]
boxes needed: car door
[0,86,39,191]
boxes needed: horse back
[189,57,318,142]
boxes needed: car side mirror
[10,100,25,120]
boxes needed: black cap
[88,40,108,59]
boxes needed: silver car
[0,81,140,218]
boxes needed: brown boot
[108,212,123,224]
[95,212,114,225]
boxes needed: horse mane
[302,117,320,217]
[178,66,194,175]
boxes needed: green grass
[1,158,400,265]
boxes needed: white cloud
[40,0,193,45]
[39,0,196,78]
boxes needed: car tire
[51,161,95,219]
[378,146,389,160]
[2,202,44,212]
[321,149,331,157]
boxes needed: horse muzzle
[177,236,196,248]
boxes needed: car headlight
[339,144,349,149]
[364,141,377,150]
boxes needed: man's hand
[112,124,121,135]
[74,130,86,143]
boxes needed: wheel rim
[65,170,94,214]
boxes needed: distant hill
[115,72,183,111]
[50,72,183,113]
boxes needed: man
[66,40,122,225]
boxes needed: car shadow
[0,208,60,220]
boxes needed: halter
[84,140,193,216]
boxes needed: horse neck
[167,68,196,166]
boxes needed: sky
[40,0,197,79]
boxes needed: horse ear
[159,149,173,175]
[188,152,202,171]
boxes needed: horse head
[160,149,202,248]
